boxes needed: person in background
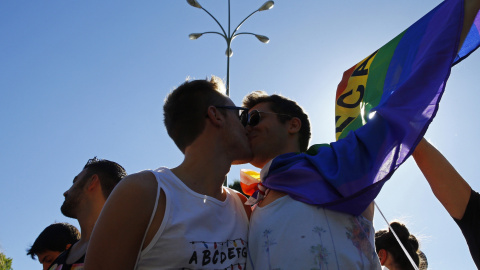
[413,138,479,267]
[48,157,126,270]
[375,221,427,270]
[27,222,80,270]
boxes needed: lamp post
[187,0,274,96]
[187,0,273,187]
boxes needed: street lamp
[187,0,274,96]
[187,0,273,186]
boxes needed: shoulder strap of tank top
[134,170,162,270]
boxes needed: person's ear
[287,117,301,134]
[86,174,100,192]
[206,106,223,127]
[378,249,387,265]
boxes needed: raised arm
[412,138,471,220]
[84,171,162,270]
[460,0,480,49]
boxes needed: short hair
[83,157,127,199]
[242,91,311,152]
[26,223,80,259]
[375,221,421,269]
[164,76,229,152]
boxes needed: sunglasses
[242,110,293,127]
[215,106,293,127]
[214,106,249,125]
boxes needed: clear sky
[1,1,479,269]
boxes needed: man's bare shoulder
[85,170,161,270]
[105,170,159,208]
[117,170,157,190]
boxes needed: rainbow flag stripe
[261,0,480,215]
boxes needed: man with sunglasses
[85,77,252,270]
[242,91,380,269]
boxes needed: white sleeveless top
[135,167,249,270]
[247,195,381,270]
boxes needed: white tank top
[135,167,249,270]
[247,195,381,270]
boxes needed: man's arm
[84,171,161,270]
[361,202,375,221]
[412,138,471,220]
[460,0,480,50]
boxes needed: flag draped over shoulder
[256,0,480,216]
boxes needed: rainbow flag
[258,0,480,215]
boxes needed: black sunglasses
[214,106,293,127]
[214,106,250,125]
[240,110,293,127]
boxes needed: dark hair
[26,223,80,259]
[163,76,229,152]
[83,157,127,199]
[375,222,420,269]
[242,91,311,152]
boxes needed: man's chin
[231,155,253,165]
[249,157,269,169]
[60,204,75,219]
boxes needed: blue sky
[1,1,479,269]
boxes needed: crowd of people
[26,0,479,269]
[27,78,480,270]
